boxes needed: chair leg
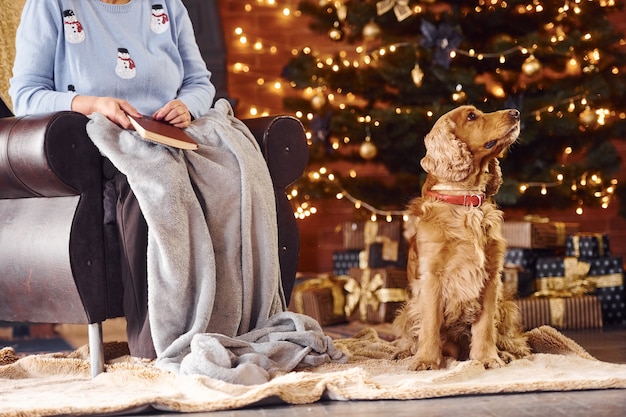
[88,322,105,377]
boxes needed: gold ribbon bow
[292,275,346,317]
[534,257,595,298]
[587,273,624,288]
[376,0,412,21]
[344,269,407,321]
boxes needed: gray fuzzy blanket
[87,99,346,384]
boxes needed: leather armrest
[0,111,97,199]
[242,116,309,189]
[0,112,307,199]
[0,111,108,324]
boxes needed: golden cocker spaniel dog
[394,105,530,371]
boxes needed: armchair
[0,110,308,376]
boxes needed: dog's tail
[496,297,531,358]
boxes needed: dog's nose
[509,109,520,120]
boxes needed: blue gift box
[332,249,361,276]
[535,256,625,325]
[565,233,610,258]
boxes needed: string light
[517,169,617,216]
[293,165,618,220]
[288,168,409,221]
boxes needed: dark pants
[103,159,156,359]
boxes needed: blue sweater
[9,0,215,118]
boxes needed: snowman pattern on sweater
[150,4,170,34]
[63,9,85,43]
[61,5,172,81]
[115,48,136,79]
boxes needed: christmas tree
[281,0,626,220]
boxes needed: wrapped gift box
[346,267,408,323]
[368,240,408,269]
[535,256,625,325]
[535,256,589,281]
[289,276,348,326]
[502,265,535,298]
[342,220,402,250]
[585,256,625,325]
[595,285,626,325]
[505,248,559,275]
[332,249,361,276]
[514,295,603,330]
[535,256,622,287]
[565,233,610,258]
[502,220,579,249]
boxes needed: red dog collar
[425,190,486,207]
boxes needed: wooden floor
[53,320,626,417]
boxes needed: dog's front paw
[393,349,412,360]
[408,355,442,371]
[498,350,516,364]
[478,355,506,369]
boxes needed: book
[127,114,198,150]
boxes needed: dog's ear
[484,158,503,197]
[420,117,473,182]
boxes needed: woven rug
[1,326,626,417]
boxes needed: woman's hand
[72,95,141,129]
[152,99,192,128]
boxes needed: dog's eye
[467,112,478,121]
[485,140,497,149]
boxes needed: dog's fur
[393,105,530,371]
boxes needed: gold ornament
[579,107,596,126]
[362,21,381,41]
[411,63,424,87]
[329,27,343,41]
[359,140,378,160]
[586,48,600,65]
[522,54,542,77]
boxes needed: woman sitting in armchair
[9,0,277,362]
